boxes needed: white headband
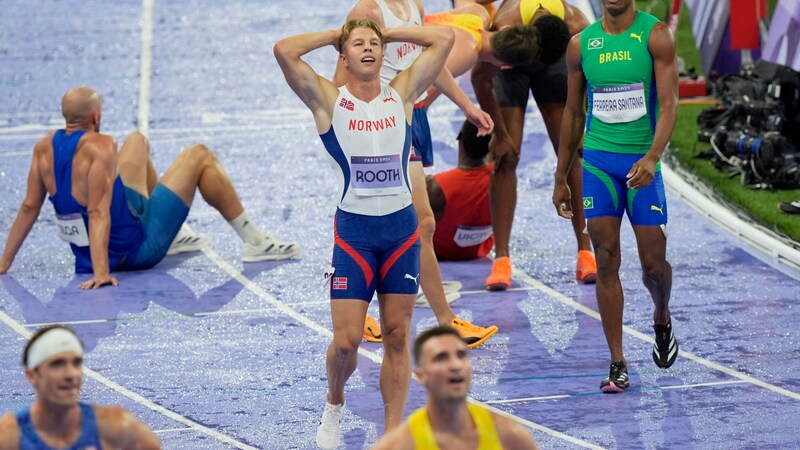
[27,328,83,370]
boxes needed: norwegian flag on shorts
[332,277,348,290]
[339,98,354,111]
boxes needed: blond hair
[338,18,383,53]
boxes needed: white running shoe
[167,225,210,255]
[315,401,344,450]
[416,281,462,307]
[242,234,300,262]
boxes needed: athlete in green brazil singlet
[553,0,679,394]
[581,11,662,154]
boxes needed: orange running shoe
[362,314,382,343]
[485,257,512,291]
[451,318,499,348]
[576,250,597,284]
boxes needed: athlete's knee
[381,325,410,354]
[330,334,360,359]
[594,245,621,275]
[179,144,219,168]
[495,151,519,172]
[124,131,148,146]
[641,258,670,284]
[121,131,151,156]
[182,143,214,159]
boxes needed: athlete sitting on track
[0,86,299,289]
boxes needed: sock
[229,212,262,246]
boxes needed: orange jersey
[432,164,493,260]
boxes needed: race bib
[351,155,405,197]
[55,213,89,247]
[453,225,492,248]
[591,83,647,124]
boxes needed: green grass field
[635,0,800,242]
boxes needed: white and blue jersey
[321,85,413,216]
[320,85,420,301]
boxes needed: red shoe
[485,257,512,291]
[576,250,597,284]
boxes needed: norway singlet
[580,11,661,154]
[16,402,102,450]
[407,404,503,449]
[320,85,412,216]
[432,164,493,260]
[49,130,144,274]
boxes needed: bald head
[61,86,102,130]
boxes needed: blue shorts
[410,106,434,167]
[118,184,189,270]
[330,205,420,302]
[582,149,668,226]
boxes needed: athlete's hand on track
[80,275,119,289]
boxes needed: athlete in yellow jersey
[519,0,565,24]
[372,326,539,449]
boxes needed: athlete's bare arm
[388,25,455,115]
[273,30,342,133]
[95,405,161,450]
[563,3,591,36]
[431,63,494,136]
[471,60,516,163]
[552,34,586,219]
[0,137,51,274]
[0,413,20,450]
[626,22,677,190]
[80,134,119,289]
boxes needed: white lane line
[483,380,749,404]
[485,395,573,405]
[0,310,257,450]
[154,427,194,434]
[137,0,155,136]
[661,380,748,390]
[0,150,31,157]
[512,269,800,401]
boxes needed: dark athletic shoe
[652,320,679,369]
[600,361,630,393]
[778,201,800,214]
